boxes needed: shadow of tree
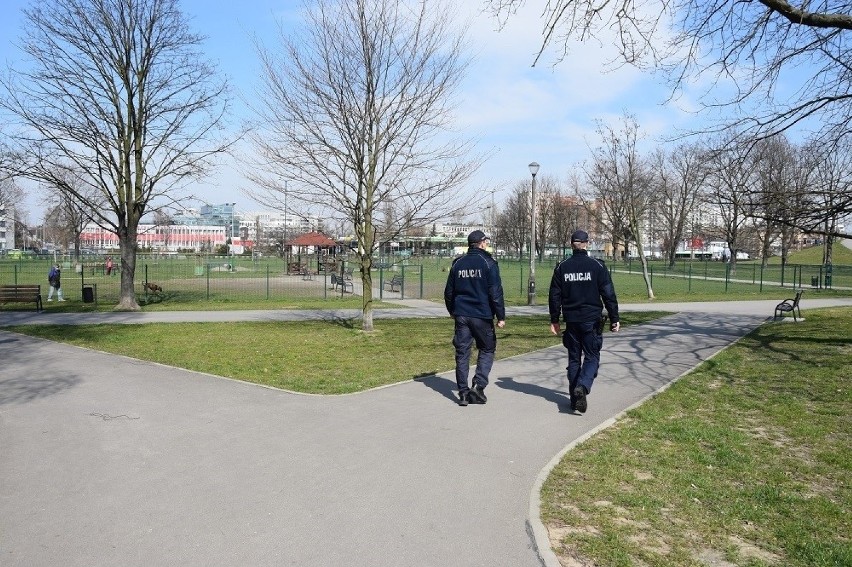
[0,375,81,405]
[320,315,357,329]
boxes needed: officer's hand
[611,321,621,332]
[497,320,505,329]
[550,323,560,335]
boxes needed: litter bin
[82,284,95,303]
[811,276,819,288]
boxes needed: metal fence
[0,254,427,306]
[1,254,849,307]
[617,258,851,292]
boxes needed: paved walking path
[1,298,850,566]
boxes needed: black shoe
[573,385,587,413]
[458,392,470,406]
[470,385,487,404]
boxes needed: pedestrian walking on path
[444,230,506,406]
[548,230,620,413]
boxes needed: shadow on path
[495,377,576,414]
[414,373,458,403]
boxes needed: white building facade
[80,223,227,252]
[0,206,14,251]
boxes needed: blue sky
[1,0,710,224]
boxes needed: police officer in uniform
[548,230,620,413]
[444,230,506,406]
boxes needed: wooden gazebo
[284,231,338,274]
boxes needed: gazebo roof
[285,231,337,247]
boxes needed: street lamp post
[528,161,539,305]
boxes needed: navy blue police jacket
[444,247,506,321]
[548,249,619,324]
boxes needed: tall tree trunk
[360,252,374,332]
[117,227,140,311]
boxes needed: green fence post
[266,265,270,300]
[379,267,384,300]
[649,265,653,287]
[14,264,18,285]
[688,262,692,292]
[419,265,424,299]
[206,263,210,300]
[400,264,405,300]
[759,264,764,292]
[520,264,525,297]
[725,263,730,291]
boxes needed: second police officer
[548,230,620,413]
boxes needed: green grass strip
[542,307,852,567]
[8,312,666,394]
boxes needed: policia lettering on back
[547,229,620,413]
[563,271,592,282]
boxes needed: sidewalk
[1,298,850,566]
[1,296,850,325]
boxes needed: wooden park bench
[0,284,44,312]
[774,289,804,322]
[330,272,353,293]
[384,274,403,293]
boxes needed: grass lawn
[771,242,852,265]
[7,312,667,393]
[542,307,851,567]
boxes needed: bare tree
[42,167,98,258]
[0,178,25,216]
[0,0,231,310]
[0,145,26,214]
[577,163,630,263]
[534,175,561,261]
[486,0,852,152]
[652,142,708,267]
[1,181,27,251]
[153,210,175,253]
[705,135,756,272]
[244,0,478,331]
[585,115,656,298]
[549,187,585,258]
[739,134,852,245]
[808,141,852,265]
[496,182,532,258]
[746,136,799,266]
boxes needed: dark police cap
[570,230,589,242]
[467,230,490,245]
